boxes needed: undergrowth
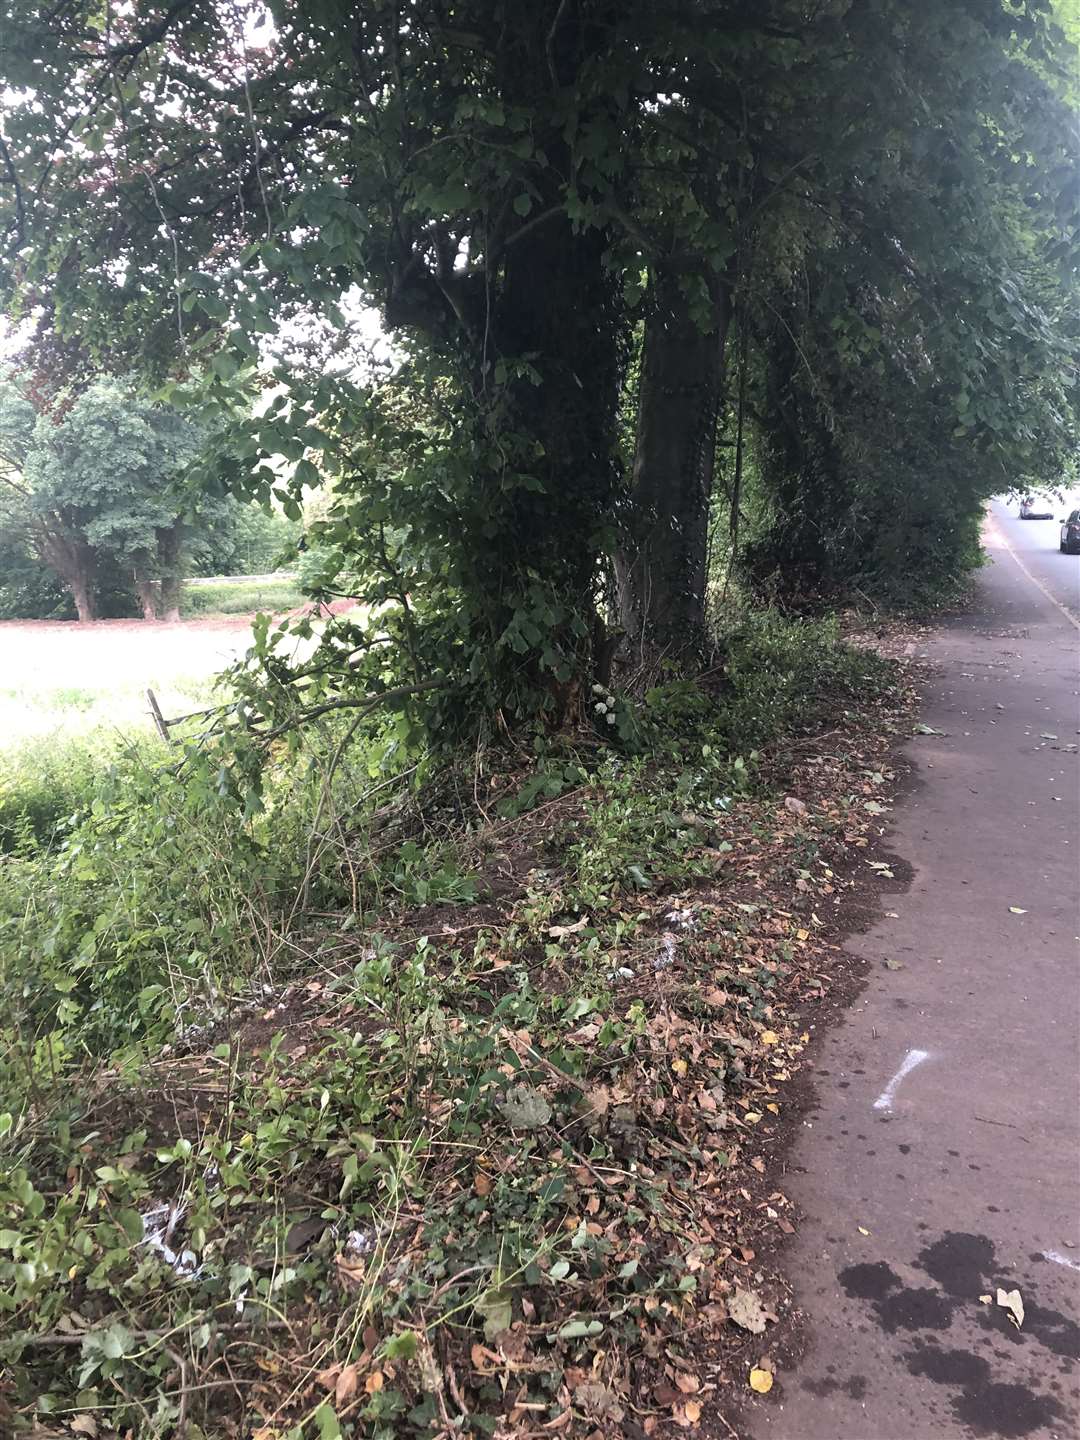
[0,613,907,1439]
[180,578,306,618]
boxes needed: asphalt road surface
[750,506,1080,1439]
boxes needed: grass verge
[180,579,306,618]
[0,615,917,1439]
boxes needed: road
[750,504,1080,1439]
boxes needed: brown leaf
[335,1363,361,1406]
[474,1169,493,1197]
[365,1371,384,1395]
[675,1372,699,1394]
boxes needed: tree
[0,375,208,620]
[616,0,1079,644]
[0,1,1075,712]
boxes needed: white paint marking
[1043,1250,1080,1273]
[873,1048,931,1112]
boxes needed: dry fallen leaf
[749,1368,774,1394]
[681,1400,702,1424]
[70,1419,98,1437]
[979,1294,993,1305]
[1008,906,1027,915]
[857,1226,871,1236]
[760,1030,779,1045]
[365,1370,385,1394]
[996,1287,1025,1329]
[548,916,589,938]
[728,1288,769,1334]
[335,1363,361,1406]
[474,1169,492,1196]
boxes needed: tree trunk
[443,8,622,721]
[37,528,98,622]
[156,523,185,622]
[134,571,160,621]
[616,265,733,663]
[70,571,97,623]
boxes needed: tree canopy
[0,374,216,619]
[0,0,1076,726]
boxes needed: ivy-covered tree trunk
[482,215,620,714]
[617,265,733,662]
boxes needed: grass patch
[0,615,913,1437]
[181,577,306,617]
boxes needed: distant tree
[189,500,301,578]
[0,376,209,621]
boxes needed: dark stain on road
[838,1260,953,1332]
[917,1230,996,1296]
[979,1299,1080,1360]
[952,1382,1063,1438]
[838,1231,1077,1436]
[801,1375,869,1401]
[838,1260,899,1301]
[879,1286,955,1333]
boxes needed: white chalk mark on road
[1043,1250,1080,1273]
[873,1048,931,1112]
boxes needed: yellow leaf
[761,1030,779,1045]
[1008,906,1027,915]
[857,1226,870,1236]
[682,1400,702,1423]
[365,1370,384,1394]
[796,928,810,941]
[749,1367,774,1394]
[745,1111,762,1124]
[672,1057,688,1078]
[766,1103,780,1115]
[979,1294,992,1304]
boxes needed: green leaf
[513,193,533,217]
[312,1403,342,1439]
[476,1285,513,1340]
[557,1318,604,1340]
[116,1208,145,1244]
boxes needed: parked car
[1060,510,1080,554]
